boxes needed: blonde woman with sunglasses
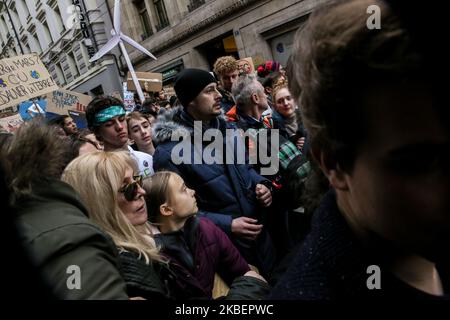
[62,151,272,300]
[62,151,173,300]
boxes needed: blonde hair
[62,151,162,264]
[213,56,238,77]
[126,111,150,126]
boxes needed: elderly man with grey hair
[227,74,312,262]
[226,74,270,131]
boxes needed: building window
[52,5,66,35]
[21,36,31,53]
[31,33,42,53]
[153,0,169,31]
[135,1,153,40]
[0,16,8,42]
[8,3,20,32]
[187,0,206,12]
[40,20,53,48]
[19,0,30,15]
[79,42,92,70]
[91,85,104,97]
[67,52,80,78]
[54,62,66,86]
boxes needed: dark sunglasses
[119,175,144,201]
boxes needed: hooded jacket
[15,179,128,300]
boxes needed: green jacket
[15,179,128,300]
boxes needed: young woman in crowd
[126,112,155,155]
[145,171,268,299]
[47,115,79,137]
[62,151,269,300]
[271,78,309,155]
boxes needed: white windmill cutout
[89,0,156,103]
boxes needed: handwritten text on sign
[46,89,92,115]
[0,54,58,110]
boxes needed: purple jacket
[154,216,250,299]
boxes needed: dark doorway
[196,31,239,70]
[91,85,104,97]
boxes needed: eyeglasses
[119,175,143,201]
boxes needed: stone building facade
[0,0,123,98]
[1,0,329,98]
[117,0,329,87]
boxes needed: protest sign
[0,113,23,132]
[68,109,87,129]
[237,57,255,75]
[18,98,47,121]
[127,72,162,92]
[123,82,135,111]
[45,89,92,115]
[0,53,59,110]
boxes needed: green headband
[93,106,126,126]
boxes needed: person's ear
[311,147,349,191]
[251,93,259,105]
[187,100,196,111]
[159,202,173,217]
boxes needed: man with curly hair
[213,55,239,112]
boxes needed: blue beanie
[174,68,217,108]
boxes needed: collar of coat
[152,106,231,145]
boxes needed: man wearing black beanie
[152,68,277,277]
[174,69,217,109]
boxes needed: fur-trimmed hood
[152,107,229,145]
[152,107,190,145]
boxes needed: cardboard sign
[127,72,162,92]
[0,113,24,132]
[237,57,255,75]
[45,89,92,115]
[0,53,59,110]
[122,82,135,111]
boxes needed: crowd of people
[1,0,448,300]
